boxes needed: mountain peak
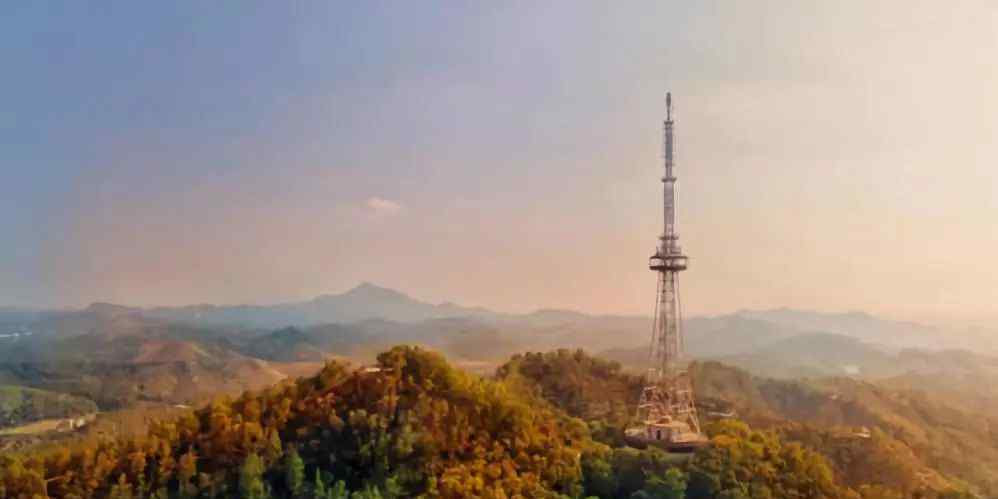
[341,282,411,301]
[352,281,389,292]
[85,302,141,317]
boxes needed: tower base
[626,371,708,453]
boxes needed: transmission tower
[627,92,707,451]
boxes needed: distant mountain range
[141,282,498,327]
[0,282,955,338]
[1,282,991,382]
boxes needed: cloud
[365,196,403,216]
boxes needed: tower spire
[652,92,685,374]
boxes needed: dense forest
[496,350,978,499]
[0,347,980,498]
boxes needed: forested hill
[1,346,593,498]
[1,346,870,499]
[497,350,982,498]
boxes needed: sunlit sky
[2,2,996,325]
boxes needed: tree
[107,473,134,499]
[265,428,284,464]
[285,448,306,497]
[329,480,349,499]
[313,469,326,499]
[239,453,267,499]
[631,468,687,499]
[687,469,721,498]
[351,485,383,499]
[581,451,615,498]
[177,449,199,499]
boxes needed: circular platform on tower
[649,253,688,271]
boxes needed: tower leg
[630,269,705,450]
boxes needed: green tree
[631,468,687,499]
[351,484,383,499]
[265,428,284,464]
[687,469,721,498]
[329,480,349,499]
[239,453,267,499]
[313,469,326,499]
[285,448,305,497]
[581,451,615,498]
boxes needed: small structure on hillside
[55,416,90,432]
[705,408,738,419]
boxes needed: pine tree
[313,469,326,499]
[265,428,284,464]
[285,448,306,498]
[330,480,349,499]
[239,453,267,499]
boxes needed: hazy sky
[2,2,996,325]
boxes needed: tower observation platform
[625,92,708,452]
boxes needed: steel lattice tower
[636,92,703,437]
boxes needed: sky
[2,2,996,326]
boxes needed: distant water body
[0,332,31,339]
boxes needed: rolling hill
[0,385,97,429]
[0,308,319,410]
